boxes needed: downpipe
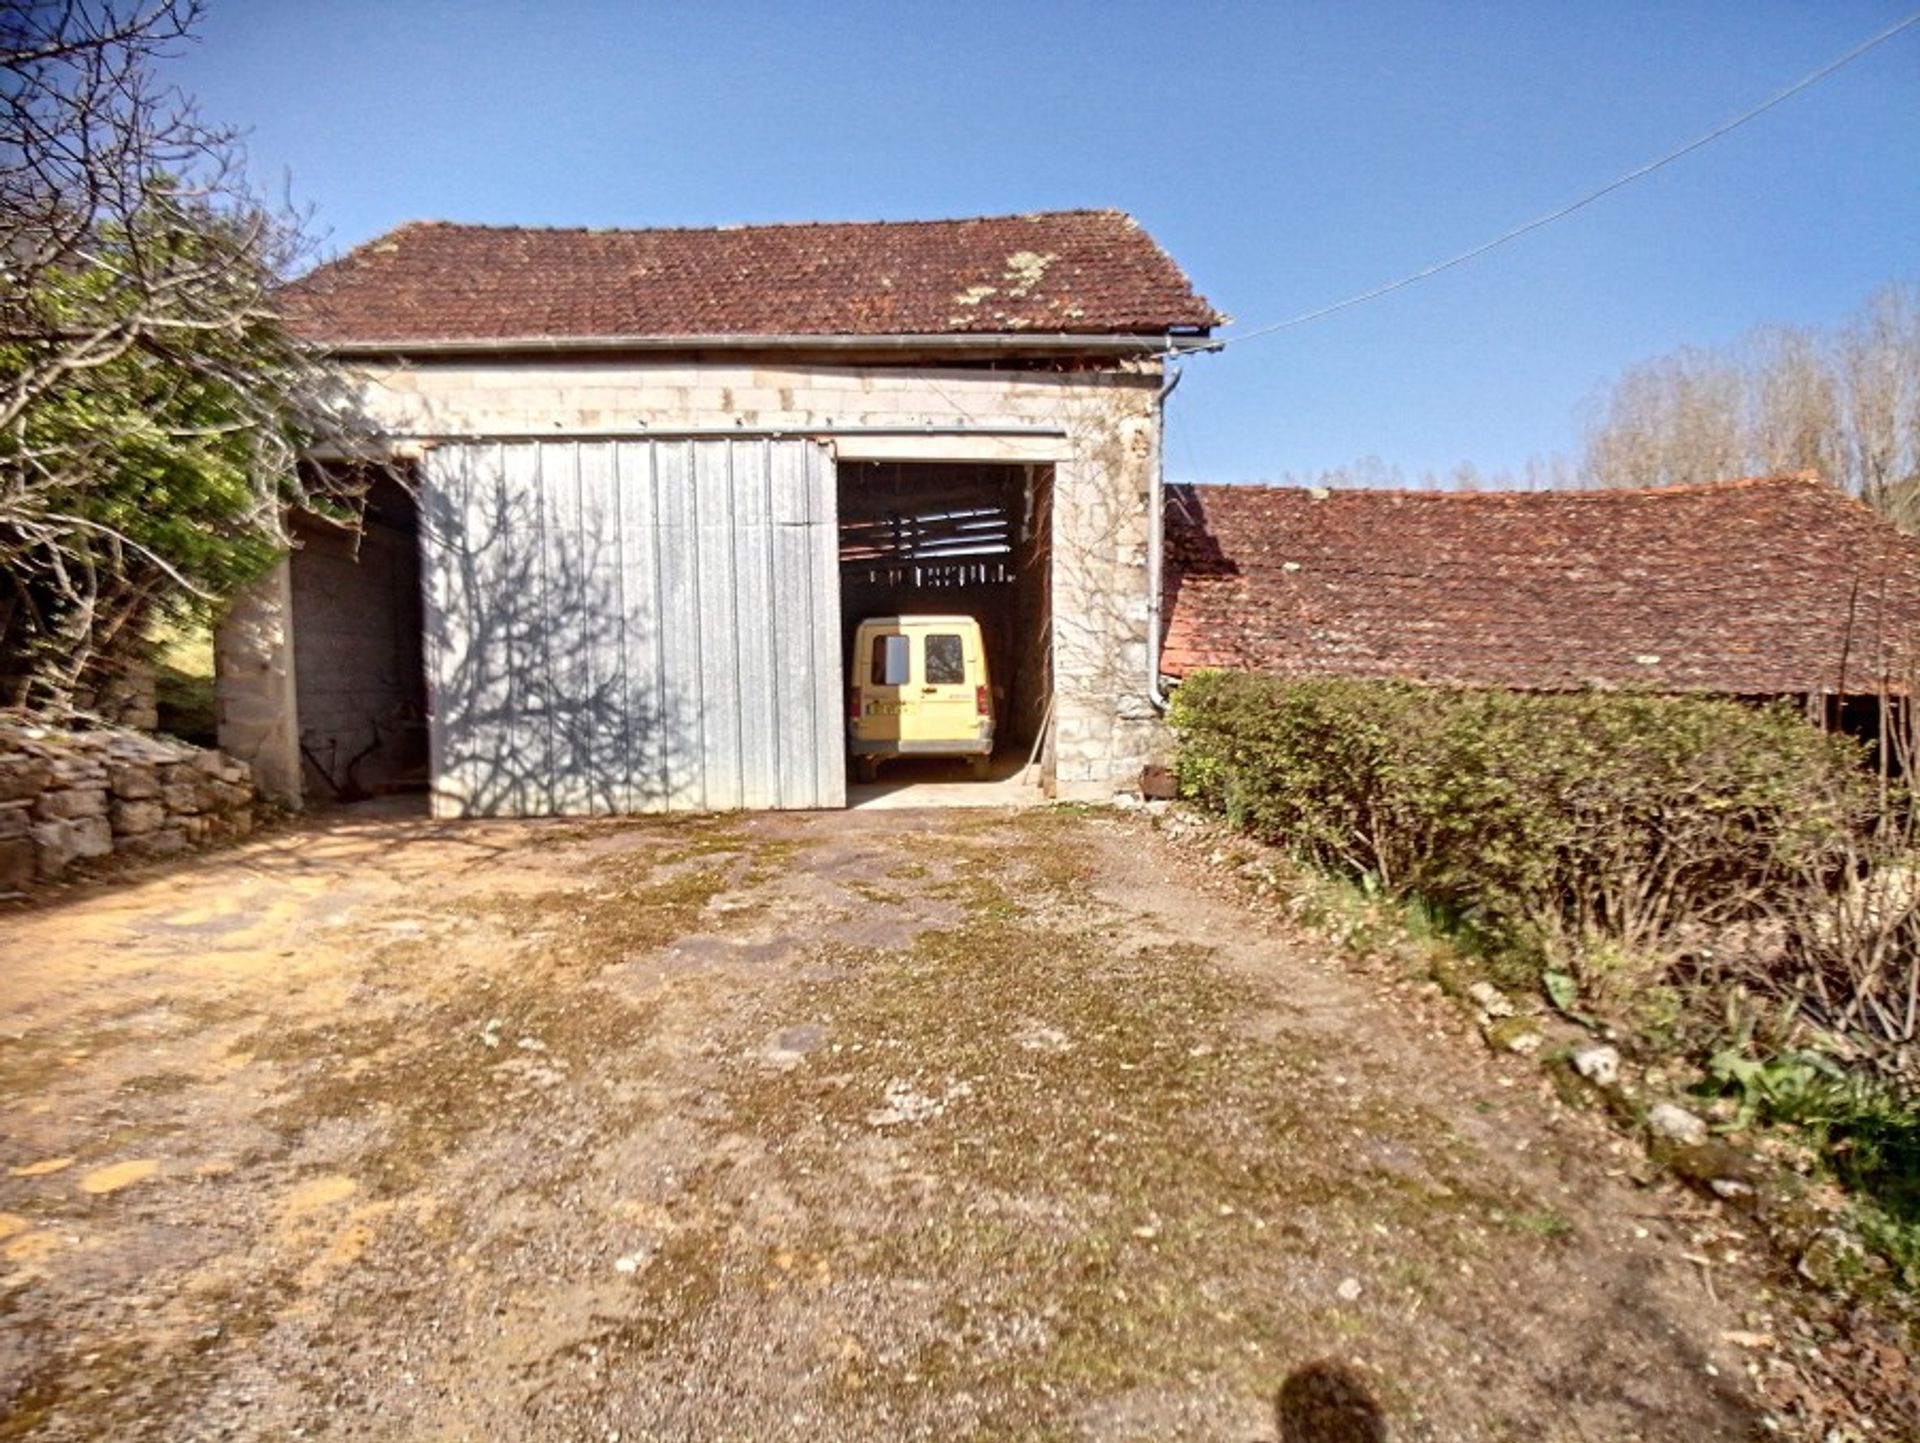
[1145,364,1183,712]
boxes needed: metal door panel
[420,438,844,817]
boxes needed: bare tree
[1837,284,1920,528]
[0,0,372,713]
[1748,324,1841,482]
[1582,346,1748,491]
[1580,283,1920,527]
[1266,455,1580,493]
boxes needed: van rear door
[858,627,913,744]
[901,626,980,745]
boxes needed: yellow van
[848,615,995,781]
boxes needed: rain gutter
[364,423,1071,445]
[321,331,1219,359]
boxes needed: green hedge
[1168,673,1872,976]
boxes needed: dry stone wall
[72,661,159,733]
[0,724,258,894]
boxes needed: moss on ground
[248,822,811,1201]
[606,832,1561,1435]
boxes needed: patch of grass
[1005,810,1102,893]
[0,1335,156,1443]
[1389,1256,1441,1302]
[622,916,1287,1419]
[243,821,815,1201]
[737,838,808,888]
[0,1247,304,1442]
[1504,1207,1576,1241]
[256,974,662,1199]
[608,850,1549,1434]
[0,999,200,1099]
[463,860,736,972]
[651,828,761,864]
[115,1069,201,1098]
[925,870,1025,921]
[0,1032,75,1099]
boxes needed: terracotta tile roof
[1162,473,1920,696]
[282,210,1220,347]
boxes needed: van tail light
[976,685,989,716]
[849,686,863,721]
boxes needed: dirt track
[1,804,1769,1440]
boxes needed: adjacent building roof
[1161,473,1920,696]
[281,209,1221,348]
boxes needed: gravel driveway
[0,803,1769,1440]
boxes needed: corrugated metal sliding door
[418,438,845,817]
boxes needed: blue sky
[171,1,1919,486]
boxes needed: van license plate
[868,701,906,716]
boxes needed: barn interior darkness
[288,470,429,802]
[836,462,1054,763]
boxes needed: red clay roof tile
[1162,474,1920,696]
[282,210,1220,346]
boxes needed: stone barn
[216,210,1220,815]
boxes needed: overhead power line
[1200,8,1920,354]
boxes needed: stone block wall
[0,724,258,894]
[214,557,302,805]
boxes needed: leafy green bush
[1168,673,1872,997]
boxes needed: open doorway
[288,471,430,803]
[837,461,1053,790]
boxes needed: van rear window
[870,634,910,686]
[925,634,965,685]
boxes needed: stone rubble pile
[0,723,257,892]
